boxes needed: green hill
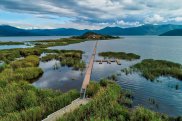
[160,29,182,36]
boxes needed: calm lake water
[0,36,67,42]
[0,36,182,116]
[0,36,67,50]
[33,36,182,116]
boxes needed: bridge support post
[80,88,86,99]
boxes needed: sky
[0,0,182,30]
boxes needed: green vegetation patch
[0,67,43,82]
[0,56,43,82]
[131,59,182,81]
[0,48,57,63]
[41,50,83,62]
[0,41,24,45]
[41,50,85,70]
[0,81,79,121]
[61,58,85,71]
[99,51,140,60]
[72,32,119,40]
[33,38,86,48]
[58,80,169,121]
[10,55,39,69]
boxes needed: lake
[0,36,67,50]
[0,36,182,116]
[33,36,182,116]
[0,36,67,42]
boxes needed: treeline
[58,80,177,121]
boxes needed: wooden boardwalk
[42,41,98,120]
[42,98,90,121]
[80,40,98,98]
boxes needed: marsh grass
[131,59,182,81]
[99,51,140,60]
[10,55,39,69]
[41,50,85,70]
[0,48,57,63]
[59,80,169,121]
[0,55,42,82]
[33,38,86,48]
[0,41,24,45]
[0,81,79,121]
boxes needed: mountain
[95,24,182,35]
[28,28,88,36]
[160,29,182,36]
[1,24,182,36]
[0,25,41,36]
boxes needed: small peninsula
[72,32,120,40]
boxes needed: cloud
[145,14,164,24]
[116,20,141,27]
[174,17,182,22]
[0,0,182,29]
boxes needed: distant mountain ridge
[0,25,41,36]
[1,24,182,36]
[160,29,182,36]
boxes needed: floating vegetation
[41,54,59,62]
[61,58,85,71]
[107,74,117,81]
[117,73,121,76]
[169,83,180,90]
[119,89,134,108]
[99,51,140,60]
[53,62,60,70]
[121,68,133,75]
[156,79,162,83]
[130,59,182,81]
[41,50,85,70]
[148,98,159,109]
[176,84,180,90]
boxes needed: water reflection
[33,60,84,92]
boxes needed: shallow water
[0,36,68,42]
[0,36,70,49]
[33,36,182,116]
[0,45,32,50]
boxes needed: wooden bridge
[42,40,122,120]
[80,40,98,98]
